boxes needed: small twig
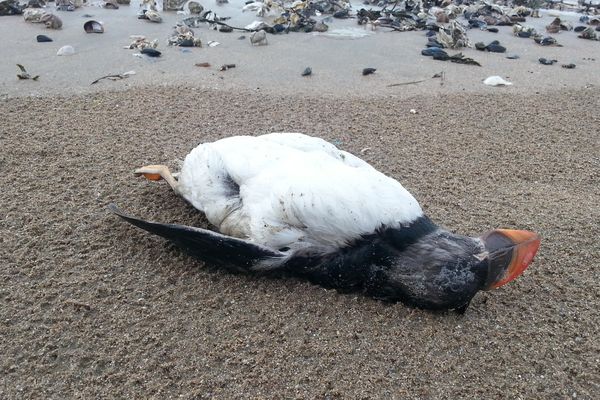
[387,78,428,87]
[65,299,91,310]
[387,72,445,88]
[91,74,122,85]
[192,16,254,32]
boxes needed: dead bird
[111,133,541,313]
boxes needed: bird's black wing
[109,204,286,272]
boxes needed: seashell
[483,76,512,86]
[145,10,162,23]
[57,45,75,56]
[84,20,104,33]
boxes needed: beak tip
[484,229,541,289]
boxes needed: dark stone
[141,48,161,57]
[36,34,53,43]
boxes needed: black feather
[109,204,285,272]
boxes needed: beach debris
[483,76,512,86]
[57,45,75,56]
[27,0,45,7]
[84,20,104,33]
[362,67,376,76]
[546,17,572,34]
[55,0,75,11]
[301,67,312,77]
[141,9,162,22]
[534,35,560,46]
[538,58,557,65]
[410,109,417,114]
[447,53,481,66]
[195,62,211,67]
[182,0,203,15]
[141,48,161,57]
[506,54,520,60]
[168,25,202,47]
[41,13,62,29]
[219,63,235,71]
[103,0,118,9]
[16,64,39,80]
[23,8,45,22]
[388,78,427,87]
[513,23,536,38]
[164,0,187,11]
[250,30,268,46]
[475,40,506,53]
[126,36,159,50]
[91,70,135,85]
[422,47,480,66]
[0,0,26,15]
[245,20,271,31]
[436,20,471,49]
[421,47,447,58]
[578,27,598,40]
[207,41,220,47]
[36,34,53,42]
[138,0,162,22]
[242,0,278,17]
[561,63,576,69]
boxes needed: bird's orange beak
[481,229,541,289]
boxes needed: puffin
[110,132,541,313]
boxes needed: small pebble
[362,68,376,76]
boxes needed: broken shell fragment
[84,20,104,33]
[483,76,512,86]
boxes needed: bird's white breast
[177,133,423,251]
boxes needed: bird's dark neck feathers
[377,215,438,251]
[285,215,440,294]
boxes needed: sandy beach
[1,1,600,399]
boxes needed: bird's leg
[134,164,179,193]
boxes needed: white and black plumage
[111,133,541,312]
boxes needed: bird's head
[381,226,541,312]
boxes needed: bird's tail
[108,204,286,272]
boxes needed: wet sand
[1,86,599,399]
[1,2,600,399]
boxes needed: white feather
[177,133,423,251]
